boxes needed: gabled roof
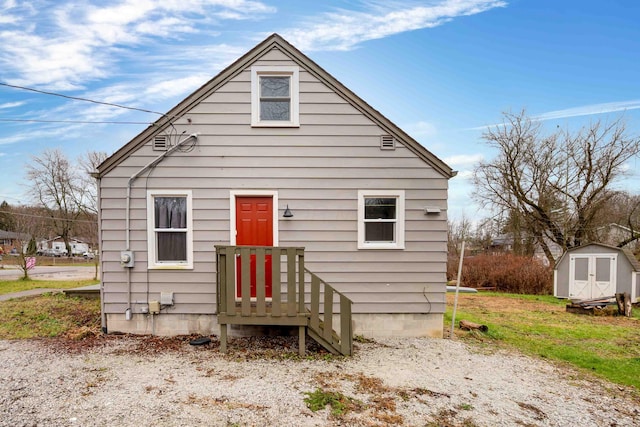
[555,242,640,272]
[0,230,30,241]
[97,33,454,179]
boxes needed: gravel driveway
[1,335,638,426]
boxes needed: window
[357,190,405,249]
[251,66,299,127]
[147,190,193,269]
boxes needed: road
[0,265,97,281]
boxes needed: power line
[0,118,152,125]
[0,81,171,117]
[0,209,96,224]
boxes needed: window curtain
[260,76,290,120]
[155,197,187,262]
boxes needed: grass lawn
[446,292,640,390]
[0,279,99,295]
[0,293,100,339]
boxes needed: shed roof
[97,33,454,179]
[555,242,640,272]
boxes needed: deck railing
[306,268,353,356]
[215,245,352,355]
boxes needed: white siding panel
[100,49,449,319]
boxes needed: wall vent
[380,135,395,150]
[152,135,169,151]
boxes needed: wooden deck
[216,245,352,355]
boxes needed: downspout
[95,175,107,333]
[124,133,199,318]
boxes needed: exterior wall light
[283,205,294,218]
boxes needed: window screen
[364,197,397,243]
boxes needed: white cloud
[468,100,640,130]
[143,74,210,100]
[444,153,484,168]
[0,0,275,89]
[283,0,507,51]
[454,170,474,179]
[0,101,25,109]
[406,120,438,137]
[532,100,640,121]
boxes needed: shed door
[569,254,616,299]
[235,196,273,298]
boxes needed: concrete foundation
[105,312,444,339]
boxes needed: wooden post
[450,241,466,339]
[298,325,306,356]
[220,323,227,353]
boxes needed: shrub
[448,253,553,295]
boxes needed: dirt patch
[449,293,639,326]
[448,293,563,314]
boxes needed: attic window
[380,135,395,150]
[251,66,299,127]
[153,135,169,151]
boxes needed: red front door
[235,196,273,298]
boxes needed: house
[95,34,455,346]
[594,223,640,252]
[0,229,30,254]
[554,243,639,301]
[37,237,90,256]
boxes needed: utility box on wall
[160,292,174,305]
[148,301,160,314]
[120,250,134,267]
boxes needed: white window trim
[229,190,279,246]
[147,190,193,269]
[357,190,405,250]
[251,66,299,127]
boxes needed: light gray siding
[100,46,449,318]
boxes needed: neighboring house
[489,233,562,266]
[0,229,30,254]
[594,223,640,251]
[554,243,639,301]
[38,237,90,256]
[95,34,455,342]
[489,234,514,252]
[533,238,563,266]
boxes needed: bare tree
[447,215,473,257]
[26,149,83,256]
[473,111,640,265]
[76,151,108,216]
[76,151,107,280]
[591,191,640,249]
[7,206,47,280]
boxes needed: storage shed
[554,243,640,300]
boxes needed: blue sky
[1,0,639,220]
